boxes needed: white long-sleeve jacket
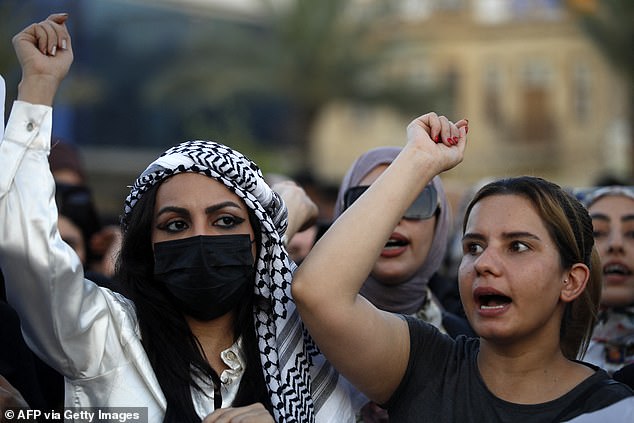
[0,100,356,423]
[0,101,235,421]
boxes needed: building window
[407,60,434,89]
[512,0,563,21]
[483,64,503,127]
[572,62,591,123]
[474,0,512,24]
[519,60,555,142]
[434,0,465,11]
[398,0,434,19]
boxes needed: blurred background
[0,0,632,219]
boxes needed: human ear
[560,263,590,303]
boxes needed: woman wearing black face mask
[0,14,355,423]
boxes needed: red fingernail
[434,135,439,143]
[446,138,452,144]
[453,137,459,143]
[465,126,469,134]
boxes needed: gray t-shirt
[385,317,634,422]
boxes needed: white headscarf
[580,186,634,208]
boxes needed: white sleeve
[0,75,5,140]
[0,101,127,378]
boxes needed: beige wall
[310,5,630,203]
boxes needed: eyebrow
[156,201,243,219]
[590,213,609,222]
[205,201,243,214]
[462,231,541,242]
[155,206,190,220]
[591,213,634,223]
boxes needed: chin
[468,319,512,342]
[375,276,408,286]
[372,268,414,286]
[601,292,634,308]
[372,272,411,286]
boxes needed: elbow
[291,267,310,310]
[291,265,325,316]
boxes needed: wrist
[17,75,60,106]
[395,145,440,181]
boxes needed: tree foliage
[570,0,634,178]
[142,0,440,170]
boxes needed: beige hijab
[333,147,450,314]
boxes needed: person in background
[580,186,634,387]
[48,138,123,287]
[286,224,318,264]
[0,375,29,422]
[265,172,331,265]
[1,13,354,422]
[49,139,102,252]
[48,137,87,185]
[292,113,634,421]
[0,298,48,411]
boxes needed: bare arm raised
[292,113,467,404]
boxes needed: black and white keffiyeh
[123,141,352,423]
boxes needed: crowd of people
[1,12,634,423]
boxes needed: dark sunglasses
[343,184,439,220]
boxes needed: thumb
[47,13,69,25]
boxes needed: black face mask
[153,234,255,321]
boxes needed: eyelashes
[157,214,246,233]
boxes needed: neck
[477,339,593,404]
[186,311,236,373]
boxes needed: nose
[189,216,218,237]
[473,246,502,277]
[607,230,625,254]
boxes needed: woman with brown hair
[292,113,634,422]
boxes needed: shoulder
[587,376,634,405]
[564,396,634,423]
[401,315,480,383]
[581,365,634,400]
[405,315,478,354]
[561,366,634,421]
[614,363,634,390]
[384,317,480,419]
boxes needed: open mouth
[476,293,512,310]
[603,263,632,277]
[384,237,408,249]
